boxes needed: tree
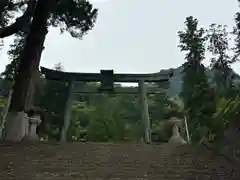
[3,0,98,141]
[0,39,3,51]
[1,0,98,96]
[0,0,31,37]
[178,16,216,143]
[0,33,25,97]
[206,24,236,97]
[234,1,240,62]
[2,33,25,81]
[85,94,129,142]
[67,100,93,141]
[0,0,98,39]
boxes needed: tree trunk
[4,0,52,142]
[25,77,34,111]
[25,71,39,111]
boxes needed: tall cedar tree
[1,0,97,142]
[207,24,236,98]
[178,16,216,143]
[234,1,240,60]
[3,0,97,111]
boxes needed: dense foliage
[0,0,98,39]
[178,16,216,143]
[31,76,177,142]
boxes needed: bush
[152,121,173,142]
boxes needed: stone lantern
[167,117,186,145]
[26,107,43,141]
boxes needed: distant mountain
[160,65,240,97]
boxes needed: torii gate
[40,66,173,143]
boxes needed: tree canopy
[0,0,98,39]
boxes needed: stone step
[0,142,238,180]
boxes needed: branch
[0,0,10,27]
[231,52,240,63]
[6,1,28,10]
[0,0,28,27]
[0,0,36,38]
[0,0,9,14]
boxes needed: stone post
[138,80,151,143]
[27,113,42,141]
[60,80,76,143]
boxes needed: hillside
[162,65,240,97]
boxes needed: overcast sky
[0,0,239,74]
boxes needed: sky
[0,0,239,74]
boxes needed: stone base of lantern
[167,117,187,146]
[27,115,42,141]
[168,132,187,145]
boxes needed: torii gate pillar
[138,80,151,143]
[60,80,76,143]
